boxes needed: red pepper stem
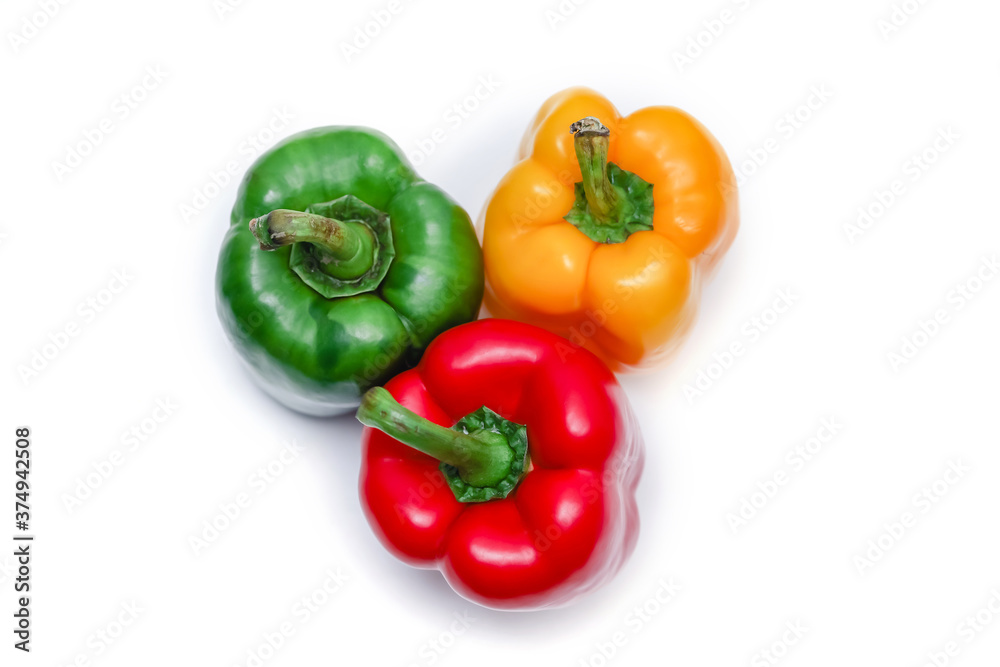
[570,117,620,224]
[249,209,376,279]
[357,388,515,488]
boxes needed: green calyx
[356,388,529,503]
[564,116,654,244]
[444,406,529,503]
[249,194,395,298]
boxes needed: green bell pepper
[215,126,484,416]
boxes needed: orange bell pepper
[481,87,739,371]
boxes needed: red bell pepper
[356,318,643,610]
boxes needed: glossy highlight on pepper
[481,87,739,371]
[357,318,644,610]
[216,126,484,416]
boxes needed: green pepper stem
[357,387,515,488]
[249,209,376,280]
[570,117,620,224]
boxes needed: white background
[3,0,1000,665]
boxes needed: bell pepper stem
[357,387,515,488]
[571,117,620,224]
[249,209,376,280]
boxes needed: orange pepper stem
[570,117,620,224]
